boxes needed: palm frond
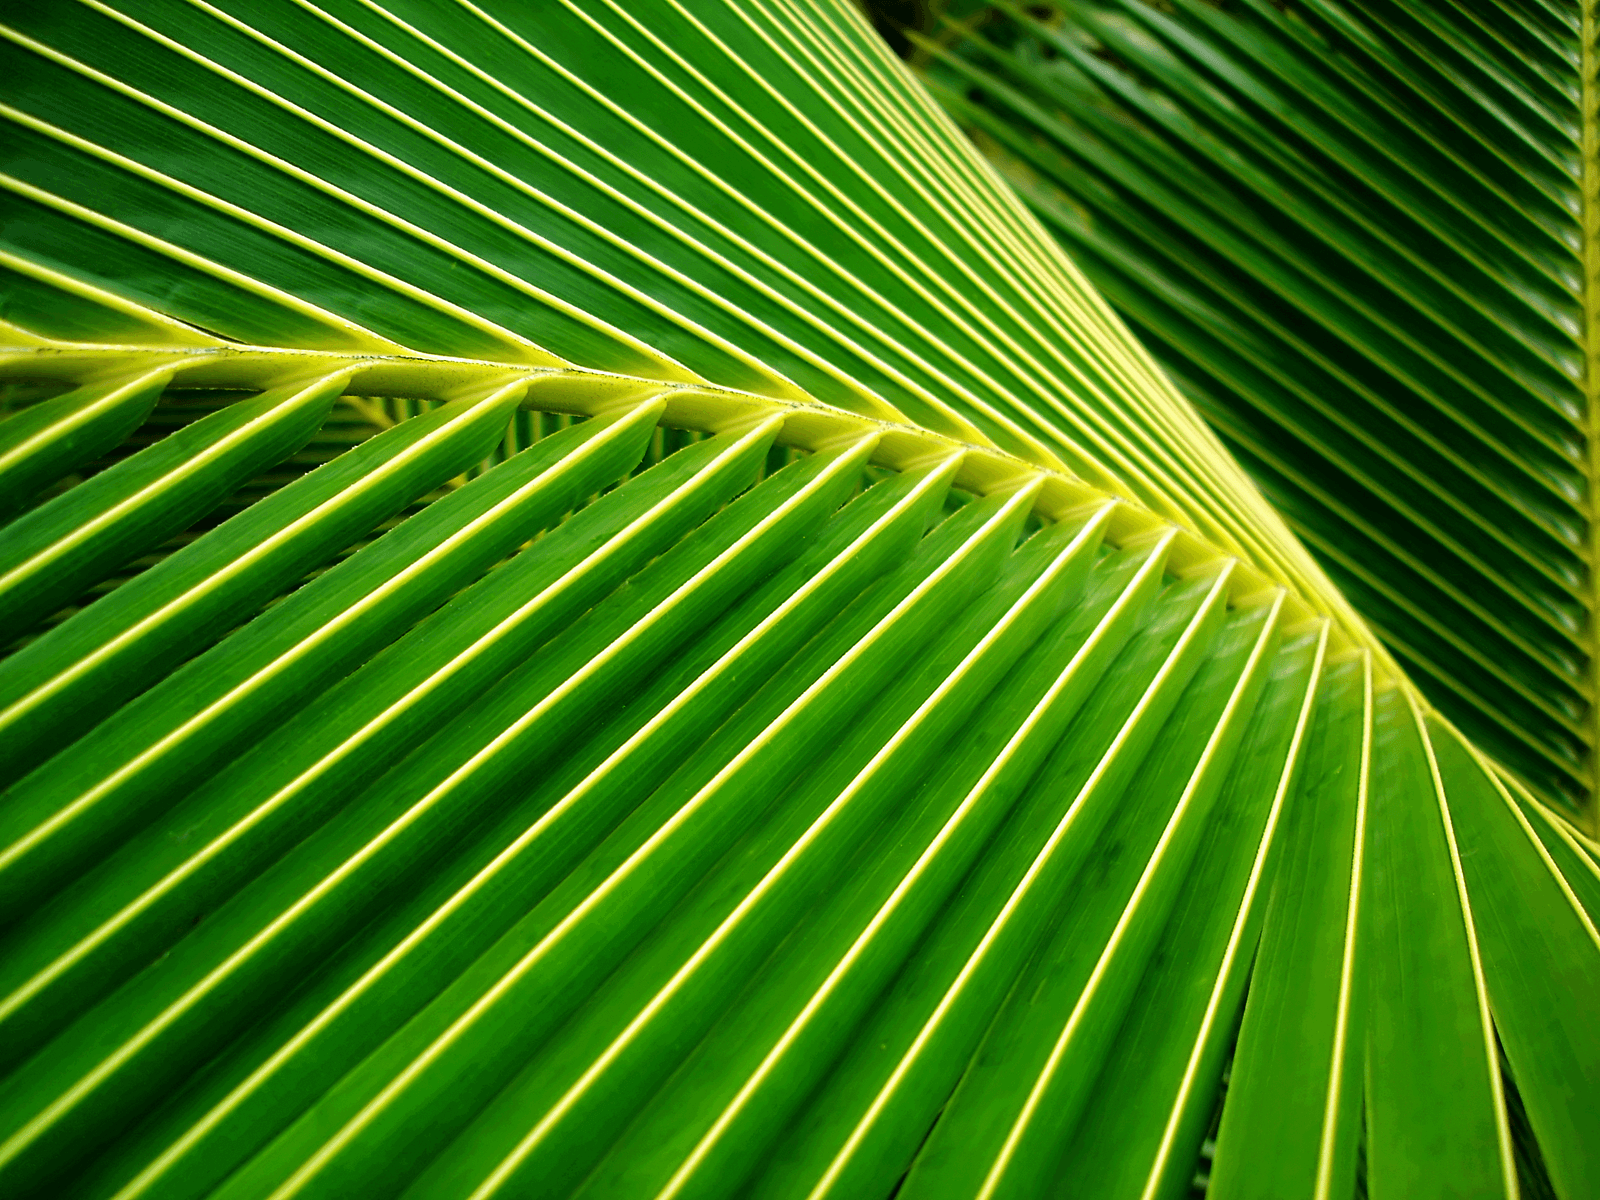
[913,0,1594,817]
[0,2,1595,1199]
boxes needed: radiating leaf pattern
[0,2,1595,1198]
[911,0,1594,816]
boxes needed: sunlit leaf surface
[0,2,1595,1198]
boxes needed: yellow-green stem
[1585,0,1600,836]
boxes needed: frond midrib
[2,336,1380,662]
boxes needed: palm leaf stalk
[0,2,1593,1199]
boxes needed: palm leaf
[910,0,1594,820]
[0,3,1594,1199]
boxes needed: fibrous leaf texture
[914,0,1596,816]
[0,2,1594,1199]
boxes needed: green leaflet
[0,371,347,635]
[1365,688,1515,1199]
[0,365,171,519]
[1429,723,1600,1200]
[1210,653,1369,1200]
[1508,785,1600,933]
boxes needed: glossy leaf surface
[0,2,1595,1198]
